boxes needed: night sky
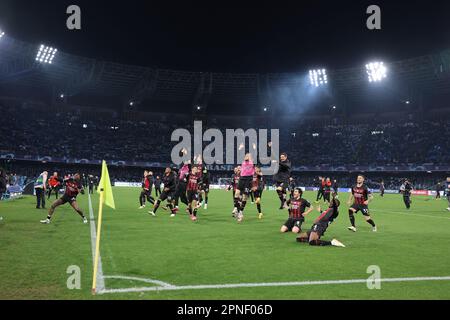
[0,0,449,73]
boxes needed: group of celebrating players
[141,155,211,222]
[36,149,450,249]
[224,152,378,248]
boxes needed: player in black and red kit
[347,175,376,232]
[296,195,345,247]
[148,167,177,217]
[200,167,210,210]
[252,167,265,219]
[139,170,155,209]
[273,153,291,209]
[40,173,87,224]
[228,166,241,217]
[186,166,201,221]
[323,177,332,203]
[280,188,314,234]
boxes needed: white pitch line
[372,209,450,220]
[97,276,450,294]
[103,275,175,288]
[88,193,105,292]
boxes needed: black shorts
[309,222,329,237]
[200,184,209,193]
[253,189,264,198]
[276,179,289,190]
[238,176,253,195]
[186,190,199,203]
[160,190,175,202]
[351,204,370,216]
[283,218,304,231]
[61,194,77,204]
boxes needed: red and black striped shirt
[64,178,82,197]
[187,173,200,191]
[287,197,311,219]
[352,184,370,205]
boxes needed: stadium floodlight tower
[35,45,58,64]
[309,69,328,87]
[366,61,387,82]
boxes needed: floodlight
[366,61,387,82]
[0,31,5,39]
[309,69,328,87]
[35,45,58,64]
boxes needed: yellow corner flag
[97,160,115,209]
[92,160,115,294]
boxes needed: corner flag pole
[91,160,115,294]
[92,187,104,294]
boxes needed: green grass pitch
[1,188,450,300]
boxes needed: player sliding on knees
[235,152,255,223]
[281,188,313,234]
[347,175,376,232]
[296,195,345,248]
[148,167,177,217]
[40,173,87,224]
[252,167,265,219]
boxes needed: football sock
[366,219,376,227]
[309,240,332,246]
[349,210,355,227]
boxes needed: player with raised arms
[40,173,87,224]
[235,150,255,223]
[272,153,291,209]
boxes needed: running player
[347,175,376,232]
[273,153,291,209]
[148,167,177,217]
[228,166,241,217]
[154,176,162,197]
[296,196,345,247]
[139,170,155,209]
[40,173,87,224]
[235,153,255,222]
[281,188,313,234]
[174,160,190,210]
[200,167,210,209]
[380,180,385,197]
[186,166,201,221]
[252,167,265,219]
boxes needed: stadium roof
[1,35,450,114]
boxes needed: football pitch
[1,188,450,300]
